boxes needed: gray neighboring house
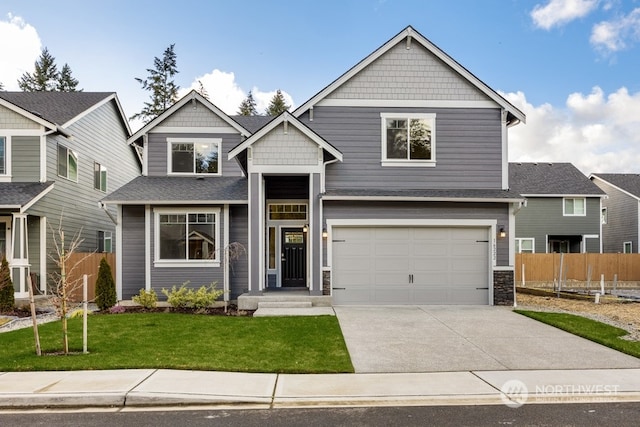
[0,92,141,299]
[104,26,527,307]
[509,162,605,253]
[589,173,640,253]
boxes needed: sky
[1,0,640,175]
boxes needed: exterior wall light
[322,228,328,238]
[499,227,506,238]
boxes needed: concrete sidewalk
[0,368,639,409]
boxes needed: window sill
[154,260,220,268]
[381,160,436,168]
[167,172,222,177]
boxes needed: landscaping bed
[516,292,640,342]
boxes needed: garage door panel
[332,226,490,305]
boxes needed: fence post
[600,274,605,295]
[83,274,88,354]
[587,264,592,294]
[522,263,526,287]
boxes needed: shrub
[162,283,191,308]
[162,281,222,309]
[95,257,116,310]
[0,257,14,311]
[132,288,158,309]
[109,304,126,314]
[69,308,91,318]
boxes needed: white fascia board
[520,194,605,198]
[321,195,525,203]
[292,26,526,124]
[127,90,251,145]
[63,93,131,136]
[150,126,237,133]
[20,183,55,213]
[316,99,498,108]
[589,175,640,201]
[102,199,248,205]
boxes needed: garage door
[331,227,490,305]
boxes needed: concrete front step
[258,301,312,309]
[238,294,333,310]
[253,307,336,317]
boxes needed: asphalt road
[1,403,639,426]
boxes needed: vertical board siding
[66,252,116,302]
[303,106,503,190]
[27,216,40,282]
[593,179,639,253]
[11,136,40,181]
[25,100,140,290]
[147,132,244,177]
[515,197,602,253]
[229,205,249,298]
[323,201,510,266]
[121,205,145,299]
[516,253,640,282]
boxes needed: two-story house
[104,26,526,307]
[510,162,605,253]
[0,92,141,299]
[590,173,640,253]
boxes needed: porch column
[248,173,262,295]
[11,213,29,297]
[310,173,322,296]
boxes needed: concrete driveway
[334,306,640,373]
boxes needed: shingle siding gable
[326,41,488,102]
[159,102,230,128]
[0,104,41,129]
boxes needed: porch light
[499,227,506,238]
[322,228,328,239]
[303,224,309,233]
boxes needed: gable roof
[590,173,640,200]
[127,90,251,145]
[293,26,526,125]
[227,111,343,161]
[231,115,275,133]
[0,181,55,212]
[509,162,605,196]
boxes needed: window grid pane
[0,137,5,174]
[159,212,216,261]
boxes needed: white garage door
[332,227,490,305]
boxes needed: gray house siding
[0,104,41,129]
[229,205,249,299]
[11,136,40,181]
[302,106,503,190]
[146,132,244,177]
[26,99,139,289]
[322,201,510,266]
[148,205,226,298]
[515,197,602,253]
[27,215,40,283]
[593,180,639,253]
[121,205,145,299]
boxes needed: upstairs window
[57,144,78,182]
[381,113,435,166]
[97,230,112,253]
[168,138,221,175]
[94,162,107,192]
[563,198,585,216]
[0,136,6,175]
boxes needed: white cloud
[590,7,640,52]
[180,69,295,115]
[531,0,599,30]
[505,87,640,174]
[0,14,41,90]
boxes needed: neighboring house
[103,26,526,307]
[509,162,605,253]
[590,173,640,253]
[0,92,141,298]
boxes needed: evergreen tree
[130,44,180,123]
[57,63,81,92]
[265,89,290,116]
[0,257,14,311]
[238,90,258,116]
[17,47,59,91]
[197,80,209,100]
[94,257,116,311]
[0,82,4,91]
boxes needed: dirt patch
[516,292,640,341]
[100,304,253,317]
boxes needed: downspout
[100,202,118,225]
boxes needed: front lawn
[515,310,640,359]
[0,313,354,373]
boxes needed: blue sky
[2,0,640,174]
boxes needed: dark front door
[281,228,306,287]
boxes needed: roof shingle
[0,92,113,125]
[591,173,640,198]
[509,163,604,195]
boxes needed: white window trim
[380,113,436,167]
[601,207,608,225]
[0,135,11,182]
[57,143,79,182]
[623,241,633,254]
[167,137,222,176]
[516,237,535,253]
[563,197,586,217]
[153,207,221,268]
[94,162,107,192]
[98,230,112,253]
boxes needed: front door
[281,228,306,287]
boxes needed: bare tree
[48,218,93,354]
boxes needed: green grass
[0,313,354,373]
[515,310,640,359]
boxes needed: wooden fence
[516,253,640,285]
[65,253,116,302]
